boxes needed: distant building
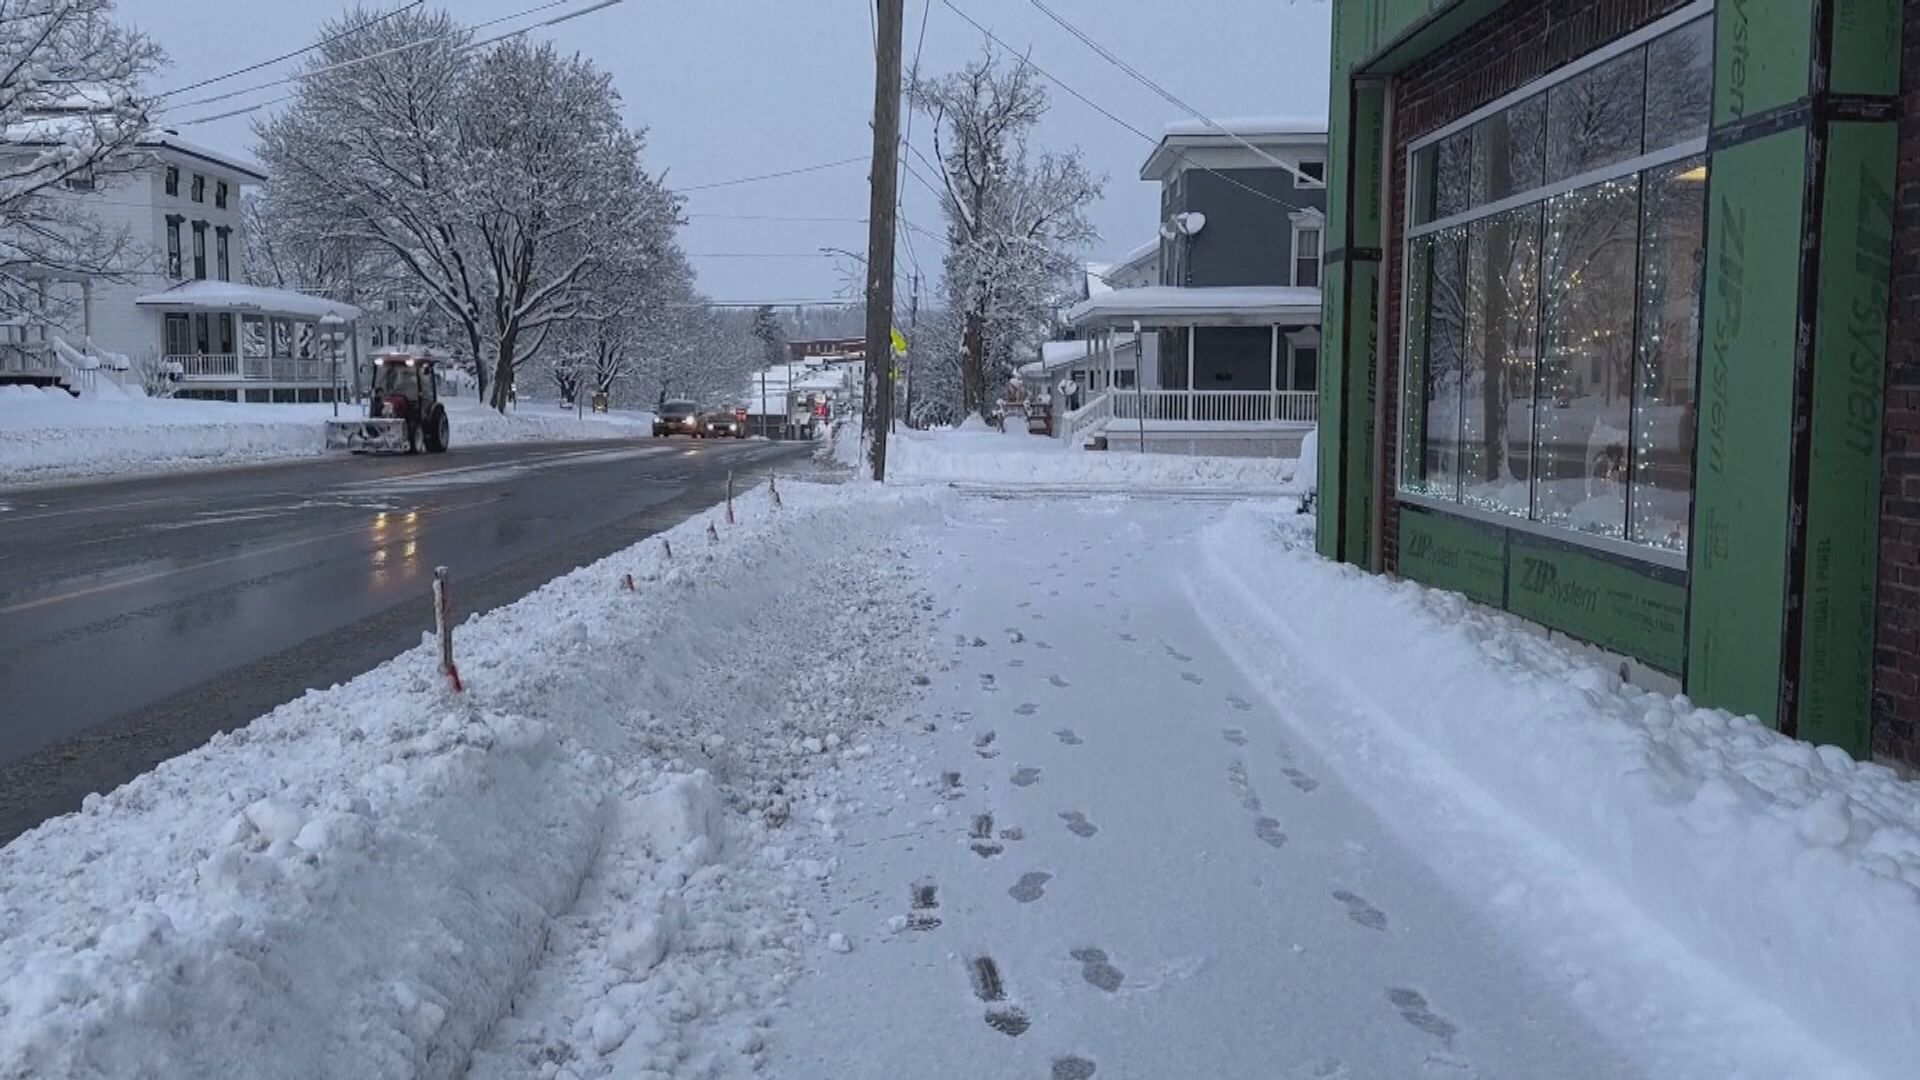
[787,337,866,364]
[0,122,358,402]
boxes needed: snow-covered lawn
[4,468,1917,1078]
[0,385,656,487]
[841,418,1302,492]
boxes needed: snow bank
[1198,507,1920,1078]
[875,423,1300,491]
[0,481,938,1079]
[0,393,655,486]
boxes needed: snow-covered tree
[254,8,680,413]
[0,0,162,322]
[751,304,785,366]
[910,46,1101,418]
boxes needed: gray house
[1064,117,1326,456]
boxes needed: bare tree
[0,0,162,322]
[910,45,1100,418]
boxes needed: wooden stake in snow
[432,566,463,692]
[621,572,635,591]
[727,470,736,525]
[707,520,720,544]
[662,538,673,560]
[770,469,782,508]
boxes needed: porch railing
[1057,391,1112,444]
[173,354,332,382]
[1110,389,1318,424]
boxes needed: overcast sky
[121,0,1332,306]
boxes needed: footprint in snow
[1254,817,1288,848]
[1334,890,1388,931]
[1009,658,1027,668]
[1069,947,1124,993]
[1053,1057,1098,1079]
[1387,988,1458,1045]
[1048,674,1070,688]
[1282,766,1321,793]
[1226,693,1253,711]
[908,881,942,930]
[1119,632,1137,642]
[1180,671,1205,685]
[1008,871,1052,903]
[1011,766,1043,787]
[975,730,997,747]
[1035,639,1054,650]
[1227,760,1261,813]
[1053,728,1083,746]
[1164,645,1193,663]
[1222,728,1248,746]
[1015,702,1040,716]
[1059,811,1098,837]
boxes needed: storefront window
[1461,204,1541,517]
[1545,48,1645,184]
[1536,176,1640,535]
[1631,157,1707,550]
[1398,15,1708,558]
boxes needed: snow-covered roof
[142,131,267,182]
[136,280,361,321]
[1161,115,1328,138]
[1023,334,1140,378]
[1114,238,1159,270]
[1084,262,1112,297]
[1065,286,1321,329]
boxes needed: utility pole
[862,0,904,480]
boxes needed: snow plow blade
[325,418,410,453]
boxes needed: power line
[1026,0,1319,186]
[687,213,868,223]
[893,0,933,283]
[672,155,867,193]
[934,0,1313,215]
[153,0,428,100]
[166,0,603,124]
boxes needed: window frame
[1393,1,1711,572]
[1291,217,1324,288]
[191,221,208,280]
[190,173,205,203]
[215,180,228,210]
[1295,159,1326,189]
[165,215,184,278]
[164,166,179,197]
[215,226,231,281]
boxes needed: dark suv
[653,400,700,437]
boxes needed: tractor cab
[325,353,451,453]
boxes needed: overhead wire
[1025,0,1320,186]
[671,155,868,193]
[152,0,428,101]
[934,0,1315,216]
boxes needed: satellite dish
[1175,211,1207,236]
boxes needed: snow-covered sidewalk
[847,419,1301,493]
[0,386,656,486]
[767,495,1885,1079]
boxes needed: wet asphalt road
[0,435,815,842]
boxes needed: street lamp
[319,312,347,417]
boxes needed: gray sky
[122,0,1332,306]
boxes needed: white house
[2,123,359,402]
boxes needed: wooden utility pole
[862,0,904,481]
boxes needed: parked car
[653,400,701,437]
[700,410,746,438]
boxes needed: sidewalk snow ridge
[1196,504,1920,1078]
[0,481,942,1079]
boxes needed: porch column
[1269,323,1280,420]
[82,280,94,344]
[1105,328,1113,396]
[1185,326,1195,419]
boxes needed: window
[217,314,235,355]
[215,227,230,281]
[193,313,211,355]
[271,318,293,358]
[165,216,183,278]
[191,174,205,203]
[1296,160,1326,188]
[241,315,268,358]
[1398,14,1709,557]
[1293,224,1323,288]
[164,314,191,356]
[215,180,228,210]
[1291,346,1318,392]
[165,166,179,197]
[62,169,96,192]
[191,222,207,280]
[296,321,315,360]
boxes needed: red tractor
[325,354,450,453]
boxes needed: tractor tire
[425,406,449,453]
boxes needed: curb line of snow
[1195,505,1920,1079]
[0,481,938,1079]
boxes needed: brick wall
[1373,0,1690,572]
[1873,4,1920,767]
